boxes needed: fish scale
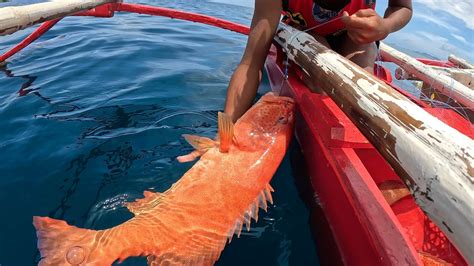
[33,93,295,265]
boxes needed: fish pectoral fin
[177,135,217,163]
[217,112,234,153]
[182,134,217,151]
[126,191,162,215]
[177,150,205,163]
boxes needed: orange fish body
[33,93,295,265]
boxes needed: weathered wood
[380,43,474,109]
[275,23,474,263]
[395,67,474,89]
[418,81,474,123]
[449,54,474,69]
[0,0,116,36]
[396,66,474,122]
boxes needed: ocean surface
[0,0,318,265]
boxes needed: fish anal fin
[126,190,162,215]
[218,112,234,153]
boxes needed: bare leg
[328,32,378,73]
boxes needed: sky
[1,0,472,62]
[212,0,474,62]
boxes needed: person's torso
[283,0,376,36]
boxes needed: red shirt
[283,0,376,36]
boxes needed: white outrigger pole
[449,54,474,70]
[380,43,474,109]
[1,1,473,263]
[0,0,116,36]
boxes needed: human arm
[224,0,282,122]
[341,0,413,44]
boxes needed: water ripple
[0,1,317,265]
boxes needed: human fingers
[347,30,365,45]
[343,9,376,29]
[353,9,376,18]
[341,11,351,27]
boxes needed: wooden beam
[0,0,116,36]
[275,23,474,263]
[380,43,474,109]
[395,67,474,89]
[449,54,474,69]
[395,66,474,122]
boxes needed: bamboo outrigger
[391,53,473,120]
[449,54,474,70]
[0,0,116,36]
[379,43,474,109]
[395,66,474,89]
[1,1,472,265]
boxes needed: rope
[277,16,345,95]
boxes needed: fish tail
[33,216,103,265]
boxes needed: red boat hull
[265,45,468,265]
[3,3,469,264]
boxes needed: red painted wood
[416,58,456,68]
[374,63,393,83]
[0,3,118,62]
[266,43,468,265]
[116,3,250,35]
[73,3,117,17]
[424,108,474,138]
[0,19,60,62]
[1,3,250,63]
[2,4,468,264]
[266,46,421,265]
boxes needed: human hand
[341,9,390,44]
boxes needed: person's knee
[331,33,377,73]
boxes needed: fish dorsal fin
[182,134,217,151]
[218,112,234,153]
[126,191,163,215]
[226,184,274,243]
[143,184,276,265]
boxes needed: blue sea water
[0,1,318,265]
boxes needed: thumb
[341,11,350,24]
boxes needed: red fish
[33,92,295,265]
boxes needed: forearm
[223,0,282,122]
[383,2,412,33]
[224,64,261,122]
